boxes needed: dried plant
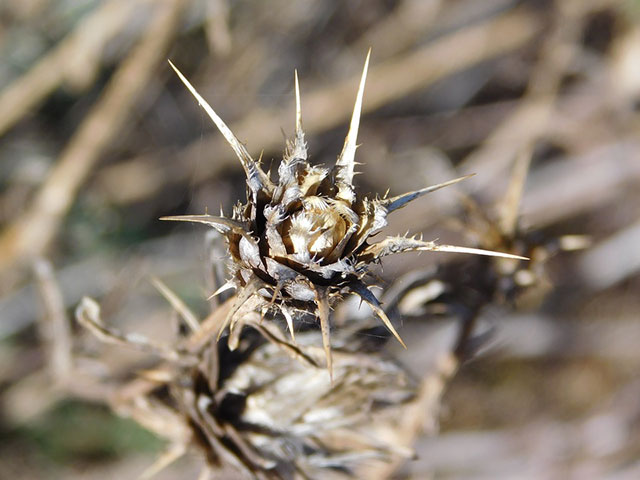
[162,52,525,374]
[65,50,543,480]
[383,150,588,359]
[5,3,639,479]
[76,292,418,480]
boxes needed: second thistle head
[163,51,525,373]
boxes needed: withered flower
[163,52,524,372]
[381,150,588,359]
[76,297,418,480]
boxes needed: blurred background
[1,0,639,478]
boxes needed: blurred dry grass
[1,0,639,478]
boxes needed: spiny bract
[163,52,524,374]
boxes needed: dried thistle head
[449,148,589,310]
[76,296,418,480]
[381,150,589,359]
[163,52,524,372]
[191,332,417,479]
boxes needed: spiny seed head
[163,53,526,372]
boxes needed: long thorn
[335,49,371,186]
[383,174,475,213]
[294,69,302,136]
[313,285,333,381]
[349,280,406,349]
[168,60,269,190]
[281,305,296,344]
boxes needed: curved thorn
[335,49,371,186]
[430,244,529,260]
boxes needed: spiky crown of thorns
[163,51,526,376]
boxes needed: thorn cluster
[164,53,525,375]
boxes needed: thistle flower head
[163,53,525,372]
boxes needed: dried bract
[75,297,417,480]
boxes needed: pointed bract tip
[384,173,476,213]
[349,280,407,348]
[383,313,407,349]
[294,69,302,135]
[335,50,371,186]
[159,215,249,237]
[207,282,236,300]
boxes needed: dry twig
[0,0,187,273]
